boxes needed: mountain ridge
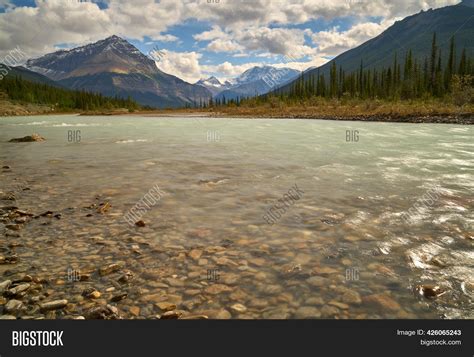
[26,36,212,108]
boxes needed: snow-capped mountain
[25,35,211,108]
[195,76,232,96]
[215,66,300,101]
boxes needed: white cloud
[311,20,394,56]
[0,0,462,80]
[155,49,203,83]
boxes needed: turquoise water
[0,115,472,319]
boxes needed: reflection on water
[0,115,472,319]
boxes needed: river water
[0,115,472,319]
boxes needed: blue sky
[0,0,461,82]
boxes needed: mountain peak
[26,35,158,81]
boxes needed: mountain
[278,0,474,93]
[25,35,211,108]
[215,66,300,101]
[2,65,61,87]
[195,76,232,96]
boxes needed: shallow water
[0,115,473,319]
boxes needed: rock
[341,290,362,305]
[99,263,121,276]
[0,254,18,264]
[198,258,208,266]
[0,315,16,319]
[321,305,339,318]
[82,288,101,299]
[215,309,232,319]
[166,278,185,287]
[4,299,23,314]
[328,301,349,310]
[312,266,339,275]
[415,285,447,300]
[160,310,182,319]
[110,292,128,302]
[204,284,233,295]
[305,296,325,305]
[129,306,140,316]
[248,298,268,308]
[85,305,121,320]
[184,290,201,297]
[39,299,68,311]
[306,276,329,287]
[189,249,203,260]
[0,279,12,293]
[15,209,34,217]
[118,271,134,284]
[38,210,53,217]
[5,224,21,231]
[230,303,247,313]
[5,283,30,297]
[363,294,401,311]
[260,284,283,295]
[262,307,290,319]
[97,202,111,214]
[135,220,146,227]
[179,314,208,319]
[156,302,176,312]
[294,306,321,319]
[14,217,27,224]
[9,134,45,142]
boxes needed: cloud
[0,0,462,80]
[155,49,203,83]
[311,20,394,56]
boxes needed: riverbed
[0,115,472,319]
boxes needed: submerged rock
[4,299,24,314]
[39,299,68,311]
[9,134,45,142]
[415,285,447,300]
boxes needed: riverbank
[2,97,473,124]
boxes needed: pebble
[205,284,233,295]
[99,263,121,276]
[111,292,128,302]
[160,310,182,319]
[294,306,321,319]
[156,302,177,311]
[230,303,247,313]
[321,305,340,318]
[415,285,447,299]
[215,309,232,319]
[306,276,329,287]
[189,249,203,260]
[341,290,362,305]
[179,314,208,319]
[5,224,21,231]
[363,294,401,311]
[0,279,12,293]
[6,283,30,297]
[129,306,140,316]
[135,220,146,227]
[328,301,349,310]
[82,288,101,299]
[39,299,68,311]
[0,315,17,319]
[4,299,24,314]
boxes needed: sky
[0,0,462,83]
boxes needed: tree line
[211,33,473,107]
[0,75,140,111]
